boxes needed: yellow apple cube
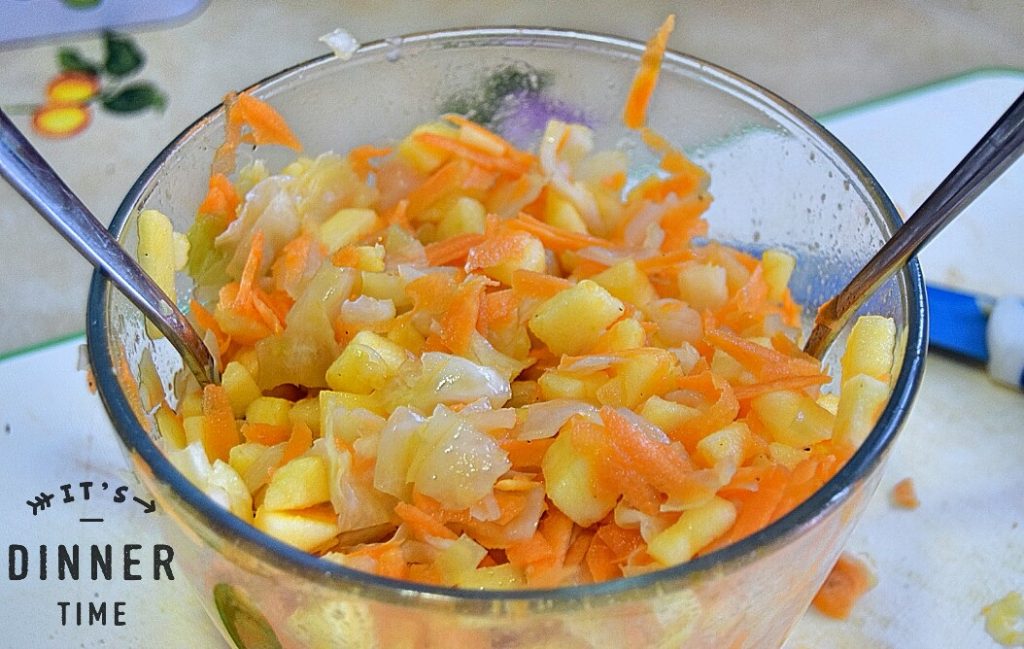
[751,390,835,448]
[542,431,617,527]
[647,496,736,566]
[325,330,409,393]
[842,315,897,383]
[544,193,589,234]
[437,196,486,239]
[639,395,700,434]
[481,234,547,286]
[833,373,890,448]
[245,396,293,428]
[537,371,605,402]
[263,456,331,511]
[318,208,379,253]
[529,280,625,355]
[590,260,658,307]
[254,504,341,552]
[761,249,796,302]
[221,361,263,418]
[677,263,728,311]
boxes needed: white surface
[0,72,1022,648]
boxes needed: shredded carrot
[812,552,875,619]
[705,464,788,553]
[464,231,536,271]
[890,477,920,510]
[413,132,528,174]
[243,422,291,445]
[424,232,487,266]
[622,15,676,129]
[279,421,313,467]
[234,230,265,310]
[510,269,573,301]
[507,213,612,251]
[705,327,823,383]
[348,144,392,180]
[394,501,458,541]
[500,438,555,469]
[233,92,301,151]
[732,374,831,400]
[201,384,240,463]
[407,159,470,218]
[438,276,488,355]
[198,173,241,221]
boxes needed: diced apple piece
[591,317,647,353]
[288,397,320,435]
[254,504,341,552]
[597,349,679,410]
[154,403,186,449]
[397,121,457,173]
[361,271,413,310]
[591,260,658,307]
[544,193,589,234]
[542,430,617,527]
[263,456,331,511]
[138,208,176,339]
[480,234,547,286]
[768,441,810,470]
[325,330,409,393]
[182,415,205,446]
[245,396,293,428]
[639,395,700,434]
[833,373,890,448]
[677,263,728,311]
[228,442,270,480]
[647,496,736,566]
[435,535,488,587]
[537,371,605,403]
[529,280,625,355]
[437,196,486,239]
[318,208,379,253]
[761,249,796,302]
[842,315,897,384]
[695,422,753,469]
[221,361,263,417]
[751,390,835,448]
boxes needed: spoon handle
[805,90,1024,359]
[0,109,219,385]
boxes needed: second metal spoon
[0,109,219,386]
[804,90,1024,359]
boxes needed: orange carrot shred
[394,502,458,541]
[198,173,241,221]
[424,232,488,266]
[507,213,612,251]
[890,477,920,510]
[201,384,240,463]
[234,92,302,151]
[622,15,676,129]
[279,421,313,467]
[812,553,875,619]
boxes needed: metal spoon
[804,90,1024,359]
[0,109,219,386]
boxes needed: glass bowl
[86,27,926,649]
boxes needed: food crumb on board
[812,552,876,620]
[982,591,1024,647]
[889,477,920,510]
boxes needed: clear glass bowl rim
[86,26,927,612]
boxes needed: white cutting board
[0,70,1022,649]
